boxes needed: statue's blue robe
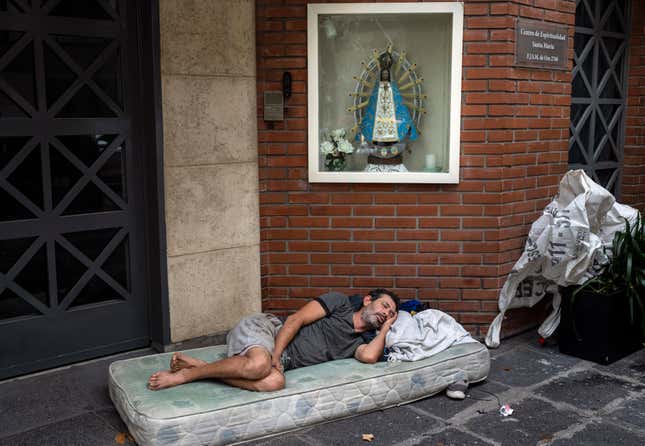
[356,79,419,143]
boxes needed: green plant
[572,214,645,337]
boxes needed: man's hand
[271,355,283,373]
[355,311,398,364]
[380,312,398,331]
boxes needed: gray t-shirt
[283,292,365,370]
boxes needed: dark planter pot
[559,286,643,365]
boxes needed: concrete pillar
[159,0,260,342]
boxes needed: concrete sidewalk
[1,331,644,445]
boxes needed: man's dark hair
[368,288,400,312]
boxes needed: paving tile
[609,395,645,429]
[535,370,642,411]
[465,397,581,445]
[409,428,493,446]
[551,421,645,446]
[487,331,538,359]
[488,346,580,387]
[593,348,645,380]
[0,348,152,438]
[412,380,509,420]
[0,371,92,438]
[94,408,128,433]
[0,413,128,446]
[245,433,312,446]
[299,406,442,446]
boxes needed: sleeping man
[148,289,399,392]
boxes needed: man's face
[361,295,397,330]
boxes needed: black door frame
[137,0,170,351]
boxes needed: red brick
[440,278,482,288]
[468,42,513,54]
[419,217,462,228]
[434,302,482,312]
[310,206,352,216]
[310,254,352,264]
[375,218,417,228]
[353,278,394,288]
[288,217,329,227]
[289,265,329,275]
[374,193,419,204]
[266,276,308,287]
[264,299,306,310]
[289,288,332,298]
[375,266,417,276]
[310,276,351,287]
[331,193,373,204]
[397,230,439,240]
[442,230,484,241]
[419,242,461,253]
[288,241,329,252]
[355,254,395,264]
[466,16,514,29]
[287,193,328,204]
[354,206,396,216]
[463,289,499,300]
[266,253,308,263]
[419,289,461,299]
[310,229,351,240]
[331,218,373,228]
[374,242,418,253]
[332,265,373,275]
[395,277,437,288]
[419,266,460,276]
[397,254,439,264]
[263,7,305,18]
[439,254,483,264]
[264,229,308,240]
[331,242,373,252]
[464,3,488,15]
[353,230,395,241]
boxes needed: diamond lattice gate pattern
[0,0,149,379]
[570,0,631,195]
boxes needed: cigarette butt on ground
[362,433,375,442]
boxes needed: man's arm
[354,313,398,364]
[271,300,326,371]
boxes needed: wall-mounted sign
[264,91,284,121]
[515,18,568,70]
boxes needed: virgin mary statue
[358,49,418,146]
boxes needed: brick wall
[256,0,575,338]
[623,0,645,211]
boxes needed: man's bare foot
[169,352,207,372]
[148,370,188,390]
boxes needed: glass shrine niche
[307,3,463,183]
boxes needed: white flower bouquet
[320,128,354,171]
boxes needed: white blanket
[385,310,476,362]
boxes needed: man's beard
[361,307,382,330]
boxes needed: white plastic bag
[485,170,638,348]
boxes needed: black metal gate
[569,0,631,195]
[0,0,150,379]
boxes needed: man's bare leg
[148,347,279,391]
[170,352,207,372]
[220,366,285,392]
